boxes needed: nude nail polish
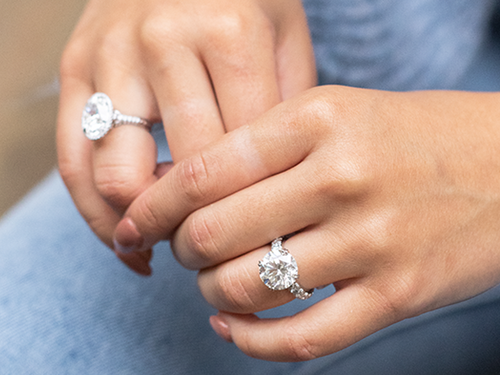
[209,314,233,343]
[115,251,152,276]
[113,217,144,254]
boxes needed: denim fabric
[303,0,495,89]
[1,1,500,374]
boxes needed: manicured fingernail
[209,314,233,343]
[115,250,152,276]
[114,217,144,254]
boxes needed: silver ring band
[112,110,152,130]
[82,93,153,140]
[258,237,313,300]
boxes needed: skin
[56,0,316,274]
[58,0,500,364]
[113,86,500,361]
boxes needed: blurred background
[0,0,87,217]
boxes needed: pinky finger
[210,285,398,362]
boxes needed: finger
[92,57,160,214]
[171,159,327,269]
[57,76,120,248]
[113,99,325,253]
[211,284,397,362]
[141,30,225,162]
[57,75,152,275]
[115,249,153,277]
[197,229,367,314]
[200,12,281,131]
[274,2,317,100]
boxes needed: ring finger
[91,53,160,214]
[197,226,369,314]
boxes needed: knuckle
[97,24,134,60]
[368,272,417,321]
[299,87,337,118]
[292,88,338,138]
[308,156,372,203]
[312,162,369,201]
[177,152,213,205]
[283,324,319,362]
[299,93,377,201]
[59,41,87,80]
[205,10,272,51]
[204,10,275,73]
[207,11,248,44]
[217,266,256,313]
[133,195,165,236]
[139,15,181,55]
[94,165,144,208]
[183,212,223,268]
[361,211,396,253]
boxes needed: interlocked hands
[57,0,315,273]
[58,0,500,362]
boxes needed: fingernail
[209,314,233,343]
[114,217,144,254]
[115,250,152,276]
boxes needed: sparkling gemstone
[259,247,298,290]
[290,283,312,300]
[82,93,114,140]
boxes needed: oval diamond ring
[82,93,153,140]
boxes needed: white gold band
[112,110,153,131]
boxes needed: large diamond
[259,247,298,290]
[82,93,114,140]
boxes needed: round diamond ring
[82,93,153,140]
[258,237,313,300]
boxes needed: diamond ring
[258,237,313,300]
[82,93,153,140]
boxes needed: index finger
[112,94,326,254]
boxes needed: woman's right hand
[56,0,316,274]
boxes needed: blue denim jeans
[1,19,500,375]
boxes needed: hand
[56,0,316,274]
[114,86,500,360]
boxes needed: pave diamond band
[82,93,153,140]
[258,237,313,300]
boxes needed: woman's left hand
[114,86,500,361]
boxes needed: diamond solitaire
[82,93,114,140]
[259,242,298,290]
[258,237,313,300]
[82,93,153,141]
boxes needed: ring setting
[82,93,152,140]
[258,237,313,300]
